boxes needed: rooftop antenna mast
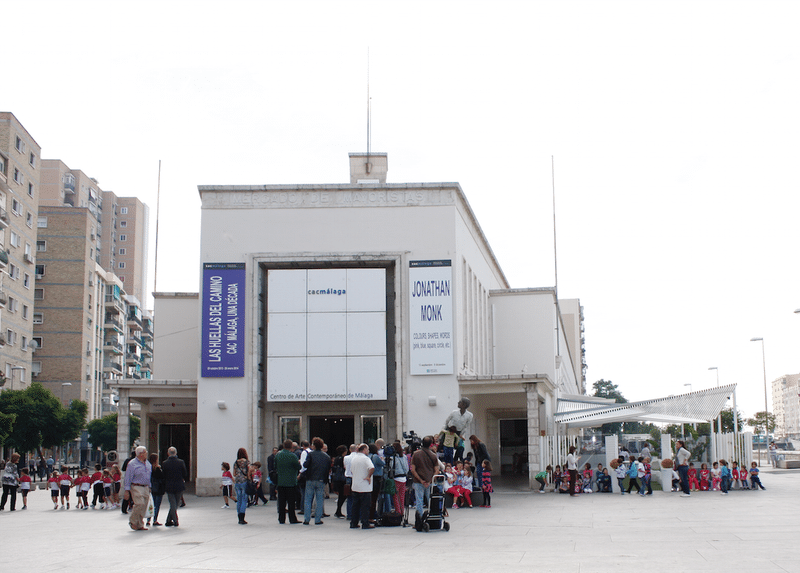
[552,155,560,357]
[366,48,371,174]
[153,159,162,295]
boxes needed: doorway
[309,416,354,450]
[499,419,527,475]
[159,423,192,478]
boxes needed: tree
[747,411,776,436]
[87,414,140,452]
[0,383,87,459]
[720,407,745,433]
[0,411,15,447]
[592,379,627,435]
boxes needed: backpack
[627,462,638,478]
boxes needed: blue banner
[202,263,245,377]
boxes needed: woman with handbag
[233,448,253,524]
[331,445,347,518]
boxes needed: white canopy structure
[555,384,737,429]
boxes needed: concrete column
[525,383,541,490]
[117,388,130,457]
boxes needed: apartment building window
[29,153,35,167]
[119,234,127,241]
[15,136,25,153]
[8,264,19,280]
[22,337,28,351]
[32,361,41,376]
[6,330,15,346]
[35,264,45,278]
[120,207,128,214]
[36,240,46,252]
[28,183,33,197]
[10,231,20,248]
[24,243,32,260]
[22,305,28,320]
[118,248,126,255]
[13,168,23,185]
[34,288,43,300]
[8,296,17,313]
[120,221,127,228]
[23,273,30,289]
[26,212,33,227]
[33,312,43,324]
[32,336,43,349]
[118,262,125,269]
[11,198,21,214]
[37,216,48,228]
[119,276,125,283]
[0,156,5,174]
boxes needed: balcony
[104,314,124,331]
[63,178,75,194]
[0,289,7,308]
[0,207,8,230]
[104,294,125,314]
[127,312,142,327]
[103,360,123,374]
[0,333,5,346]
[0,250,8,269]
[103,340,124,355]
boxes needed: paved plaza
[1,466,798,573]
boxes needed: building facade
[120,152,584,493]
[0,112,41,391]
[772,373,800,439]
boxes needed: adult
[349,443,375,529]
[368,443,386,520]
[296,440,311,513]
[343,444,356,519]
[469,435,491,488]
[303,437,331,525]
[331,445,348,518]
[120,449,136,514]
[266,446,279,500]
[640,443,651,460]
[123,446,152,531]
[162,447,188,527]
[675,440,691,497]
[0,452,21,511]
[388,441,409,514]
[276,439,301,524]
[445,398,474,437]
[46,455,54,476]
[232,447,253,524]
[768,442,778,468]
[148,453,165,527]
[410,435,439,530]
[566,445,578,496]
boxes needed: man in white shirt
[349,444,375,530]
[343,444,356,519]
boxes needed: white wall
[152,294,199,380]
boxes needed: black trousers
[350,491,371,528]
[92,483,105,506]
[277,485,298,523]
[1,484,18,510]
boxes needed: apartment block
[772,373,800,439]
[0,112,41,391]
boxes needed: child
[732,461,749,490]
[73,470,84,509]
[699,463,710,491]
[687,463,699,491]
[671,468,680,492]
[535,466,550,493]
[639,457,652,496]
[58,466,73,510]
[48,471,60,509]
[625,456,640,494]
[250,461,269,506]
[112,465,122,508]
[710,462,721,491]
[749,462,766,490]
[581,463,593,493]
[719,459,732,495]
[90,463,105,508]
[221,462,235,508]
[79,468,91,509]
[102,469,113,507]
[553,465,562,491]
[614,458,627,494]
[480,460,492,507]
[19,468,32,510]
[597,468,612,492]
[441,426,459,465]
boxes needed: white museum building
[115,153,586,494]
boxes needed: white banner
[409,260,453,375]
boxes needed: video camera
[403,430,422,453]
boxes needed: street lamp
[750,337,769,466]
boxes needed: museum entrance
[309,415,354,450]
[159,423,192,478]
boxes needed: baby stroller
[407,474,450,532]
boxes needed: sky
[4,0,800,421]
